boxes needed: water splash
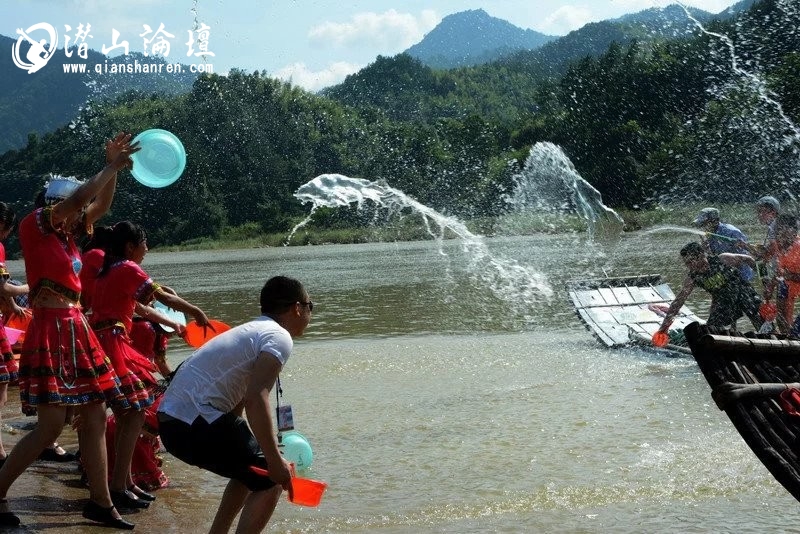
[678,2,800,146]
[664,2,800,204]
[505,142,625,237]
[642,225,706,239]
[291,174,553,311]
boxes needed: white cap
[44,174,82,205]
[693,207,719,226]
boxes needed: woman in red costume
[0,204,29,466]
[91,221,208,510]
[0,133,139,530]
[81,226,180,493]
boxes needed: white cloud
[273,61,361,92]
[609,0,663,10]
[308,9,438,52]
[539,6,595,35]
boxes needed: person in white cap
[693,207,753,282]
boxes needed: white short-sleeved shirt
[159,316,293,424]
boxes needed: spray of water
[678,2,800,146]
[505,142,625,237]
[659,1,800,207]
[290,174,554,312]
[643,225,706,239]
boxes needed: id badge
[277,404,295,431]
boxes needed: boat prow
[685,322,800,502]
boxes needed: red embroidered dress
[17,207,125,410]
[0,242,19,383]
[90,259,159,410]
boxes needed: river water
[4,230,798,533]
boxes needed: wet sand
[0,391,228,533]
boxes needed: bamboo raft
[567,274,700,355]
[684,321,800,502]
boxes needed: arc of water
[506,142,624,236]
[291,174,554,310]
[678,2,800,147]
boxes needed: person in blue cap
[693,207,753,283]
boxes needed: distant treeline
[0,0,797,250]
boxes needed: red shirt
[79,248,105,310]
[90,259,160,333]
[778,238,800,297]
[19,207,82,303]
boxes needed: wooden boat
[684,321,800,503]
[567,274,701,355]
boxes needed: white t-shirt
[159,316,293,424]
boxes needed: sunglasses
[300,301,314,312]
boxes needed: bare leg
[0,404,65,512]
[110,410,145,493]
[209,479,249,534]
[235,486,282,534]
[0,383,7,459]
[76,402,121,515]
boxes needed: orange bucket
[759,302,777,321]
[247,465,327,507]
[288,477,328,507]
[651,331,669,347]
[5,312,31,332]
[183,319,231,348]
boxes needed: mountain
[0,34,197,154]
[404,9,556,69]
[720,0,761,17]
[614,4,715,30]
[493,3,732,82]
[324,1,765,123]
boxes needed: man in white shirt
[158,276,313,533]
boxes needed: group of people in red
[0,133,209,529]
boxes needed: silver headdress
[44,174,83,205]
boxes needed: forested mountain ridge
[324,2,753,120]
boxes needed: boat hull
[684,321,800,502]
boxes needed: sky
[2,0,742,91]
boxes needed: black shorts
[158,412,276,491]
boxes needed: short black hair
[680,242,705,258]
[260,276,306,315]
